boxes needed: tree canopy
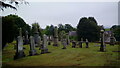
[111,25,120,41]
[77,17,100,42]
[0,0,28,11]
[2,14,31,49]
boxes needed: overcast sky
[1,2,118,28]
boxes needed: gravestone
[72,41,76,48]
[110,32,116,45]
[66,33,70,45]
[41,34,49,54]
[53,26,58,46]
[79,38,83,48]
[62,39,67,49]
[29,36,37,56]
[100,29,106,52]
[34,26,39,47]
[38,36,41,49]
[24,31,29,45]
[14,28,25,60]
[85,39,89,48]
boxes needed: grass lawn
[2,41,120,67]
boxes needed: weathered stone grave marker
[53,26,58,46]
[79,38,83,48]
[24,31,29,45]
[100,29,106,52]
[14,28,25,60]
[85,39,89,48]
[34,26,40,47]
[72,41,76,48]
[110,32,116,46]
[29,36,37,56]
[41,34,49,54]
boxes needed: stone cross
[53,26,58,46]
[100,29,106,52]
[41,34,49,54]
[85,39,89,48]
[14,28,25,60]
[29,36,37,56]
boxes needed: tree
[64,24,74,33]
[2,14,31,49]
[111,25,120,41]
[0,0,28,11]
[77,17,100,42]
[31,22,42,37]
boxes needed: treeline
[2,14,120,49]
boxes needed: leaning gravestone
[29,36,37,56]
[110,32,116,45]
[14,28,25,60]
[85,39,89,48]
[41,34,49,54]
[53,26,58,46]
[100,29,106,52]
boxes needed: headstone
[41,34,49,54]
[29,36,37,56]
[100,29,106,52]
[61,39,67,49]
[72,41,76,48]
[14,28,25,60]
[85,39,89,48]
[110,32,116,45]
[34,26,40,47]
[79,38,83,48]
[24,31,29,45]
[48,36,51,45]
[38,36,41,50]
[66,33,70,45]
[53,26,58,46]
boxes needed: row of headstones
[14,28,49,60]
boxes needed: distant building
[69,31,77,36]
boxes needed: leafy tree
[77,17,100,42]
[2,14,31,49]
[64,24,74,33]
[111,25,120,41]
[49,25,54,36]
[31,22,42,37]
[0,0,28,11]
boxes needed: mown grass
[2,41,120,67]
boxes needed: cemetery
[2,22,120,67]
[1,1,120,67]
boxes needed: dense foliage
[0,0,28,11]
[77,17,100,42]
[2,14,31,49]
[111,25,120,41]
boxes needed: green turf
[2,41,120,67]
